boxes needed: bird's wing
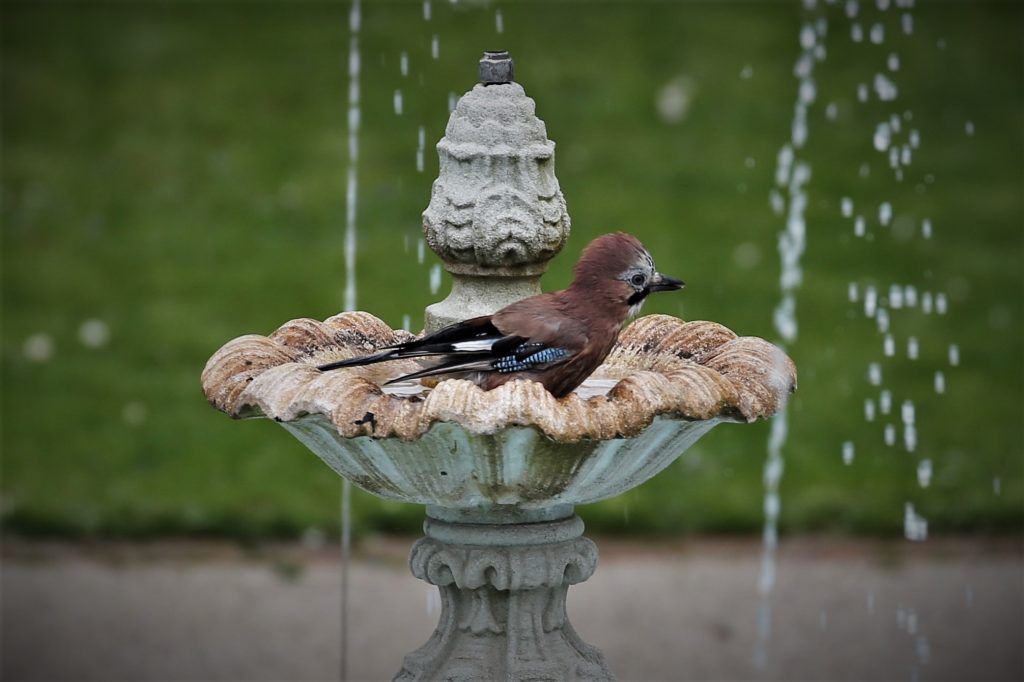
[380,302,585,384]
[318,315,529,372]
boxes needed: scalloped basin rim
[202,311,796,445]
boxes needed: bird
[317,232,684,398]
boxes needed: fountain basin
[202,311,796,519]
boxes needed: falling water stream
[340,1,361,679]
[754,0,971,677]
[754,3,823,669]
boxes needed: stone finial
[479,50,514,85]
[422,52,570,331]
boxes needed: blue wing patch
[493,343,573,374]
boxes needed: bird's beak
[648,273,685,292]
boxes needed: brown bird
[318,232,684,398]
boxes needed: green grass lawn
[2,0,1021,540]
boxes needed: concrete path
[3,537,1021,681]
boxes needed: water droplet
[868,362,883,386]
[904,502,928,540]
[993,477,1002,495]
[948,344,960,366]
[417,239,426,264]
[429,264,442,294]
[854,215,866,237]
[887,52,900,70]
[874,73,898,101]
[851,22,864,42]
[848,282,859,302]
[740,64,754,79]
[431,35,440,60]
[921,291,934,314]
[869,23,885,44]
[910,129,921,148]
[495,9,504,33]
[935,293,948,314]
[447,92,457,112]
[23,333,55,362]
[889,284,904,308]
[907,336,919,360]
[800,23,817,49]
[916,459,932,487]
[400,52,409,77]
[402,314,411,332]
[416,149,425,173]
[842,441,855,465]
[769,189,785,216]
[902,13,914,34]
[873,122,891,152]
[864,286,878,317]
[745,156,756,169]
[880,390,892,414]
[846,0,859,17]
[865,398,877,422]
[906,609,919,635]
[78,319,110,348]
[825,101,838,120]
[841,197,854,217]
[877,0,891,9]
[859,162,871,178]
[904,424,917,452]
[965,120,975,136]
[916,636,931,664]
[657,77,694,124]
[393,89,404,115]
[877,308,890,332]
[901,145,912,166]
[921,218,932,238]
[884,423,896,446]
[422,0,431,20]
[884,334,895,356]
[933,371,945,394]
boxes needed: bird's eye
[630,273,646,287]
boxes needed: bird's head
[570,232,685,317]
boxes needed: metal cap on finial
[479,50,514,85]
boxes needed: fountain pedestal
[399,511,612,681]
[201,51,796,681]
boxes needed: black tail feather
[317,349,399,372]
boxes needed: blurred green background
[2,0,1021,540]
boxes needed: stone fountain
[202,51,796,681]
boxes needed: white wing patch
[451,339,496,352]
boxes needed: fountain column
[397,510,612,681]
[401,51,612,680]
